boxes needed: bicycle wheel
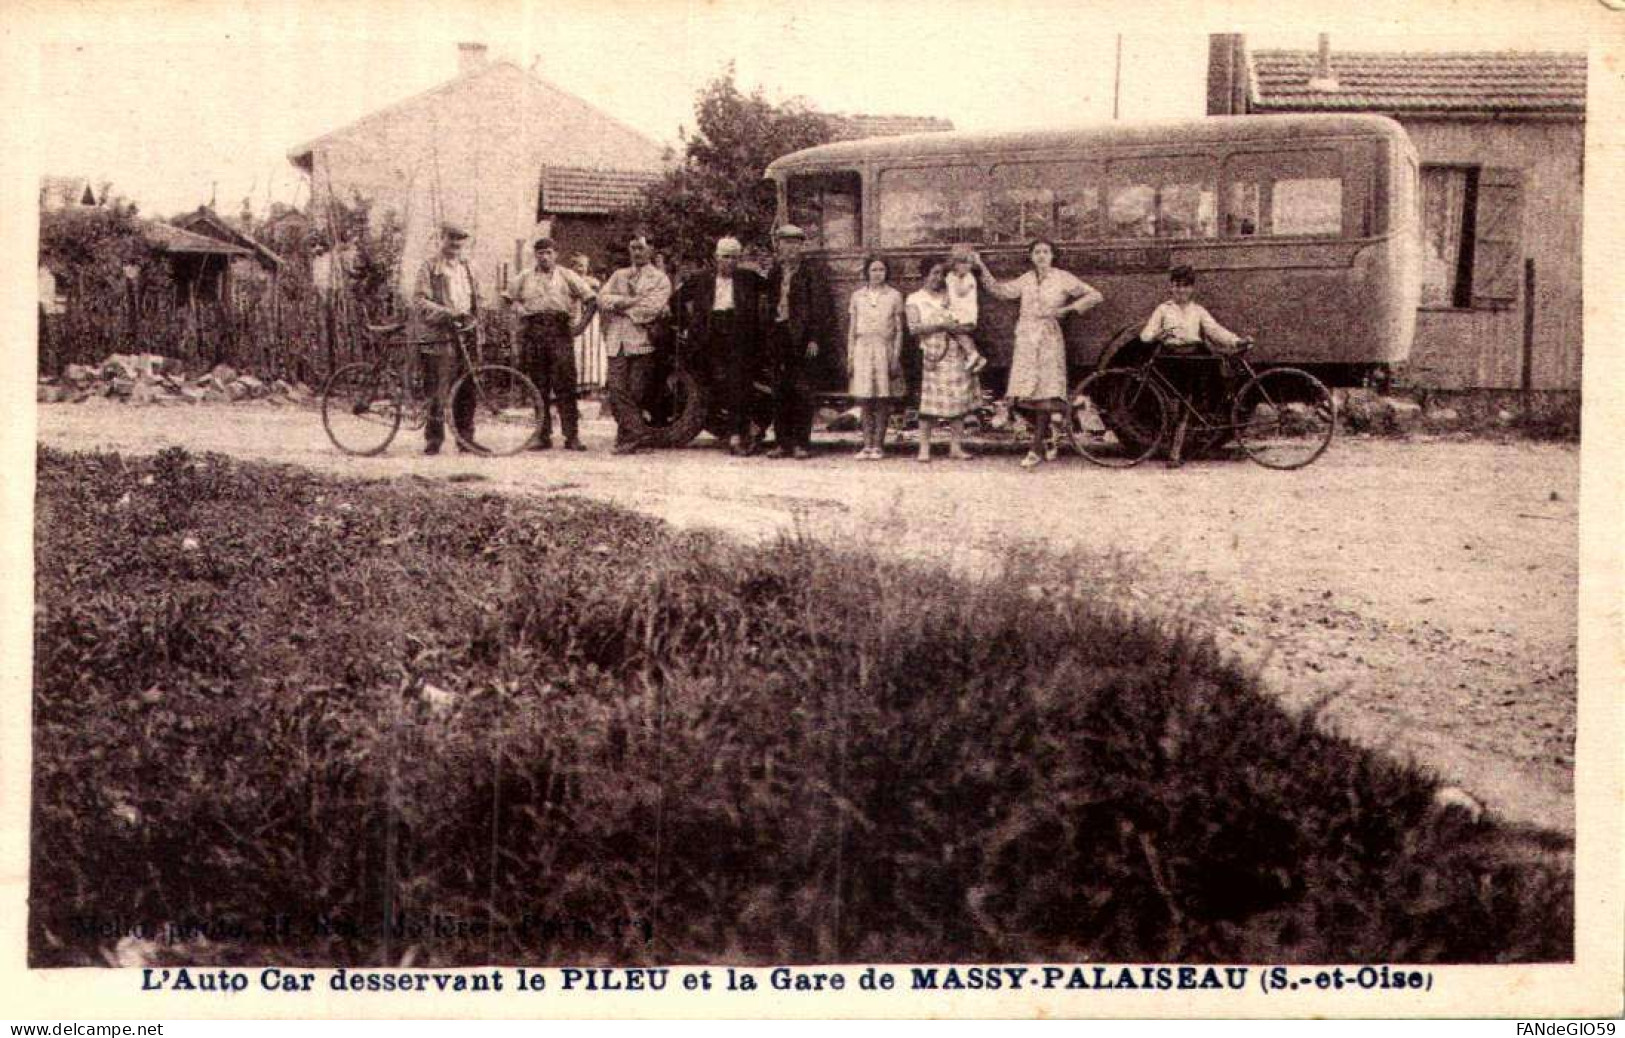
[1066,367,1170,468]
[451,364,543,456]
[321,362,404,456]
[1232,367,1335,470]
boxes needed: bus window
[788,171,863,250]
[988,162,1100,243]
[1274,179,1342,235]
[1228,182,1262,236]
[1106,157,1217,239]
[1223,150,1346,238]
[878,166,986,246]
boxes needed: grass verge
[30,446,1572,966]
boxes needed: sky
[18,0,1608,219]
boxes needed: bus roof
[765,113,1407,176]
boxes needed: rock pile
[38,355,315,407]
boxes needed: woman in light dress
[906,262,979,462]
[846,256,906,459]
[972,241,1103,468]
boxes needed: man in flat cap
[412,223,481,454]
[762,224,831,459]
[596,234,672,454]
[505,237,596,450]
[673,235,767,455]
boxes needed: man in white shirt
[505,237,595,451]
[672,236,767,455]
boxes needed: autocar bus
[762,113,1421,403]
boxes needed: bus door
[785,169,865,389]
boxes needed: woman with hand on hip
[846,256,906,459]
[973,241,1102,468]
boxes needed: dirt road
[35,399,1579,832]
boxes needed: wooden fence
[38,273,610,392]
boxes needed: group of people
[411,222,1249,468]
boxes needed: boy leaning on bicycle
[1137,265,1253,468]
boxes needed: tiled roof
[173,208,285,267]
[140,220,252,256]
[1250,49,1586,115]
[540,166,661,214]
[825,113,955,140]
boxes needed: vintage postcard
[1,0,1621,1021]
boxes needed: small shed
[530,165,663,279]
[1209,35,1585,392]
[173,208,284,270]
[139,219,252,304]
[172,207,286,306]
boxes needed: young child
[945,244,988,375]
[1139,265,1251,467]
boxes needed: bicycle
[320,317,543,457]
[1064,337,1336,470]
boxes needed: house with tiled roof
[529,166,662,274]
[288,42,670,297]
[1209,35,1585,392]
[133,218,254,308]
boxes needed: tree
[617,67,836,266]
[38,199,160,288]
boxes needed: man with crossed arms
[596,235,672,455]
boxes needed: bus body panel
[767,114,1420,394]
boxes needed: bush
[31,447,1572,966]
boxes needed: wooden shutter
[1470,167,1525,310]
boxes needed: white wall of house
[301,61,667,303]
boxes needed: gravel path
[35,399,1579,832]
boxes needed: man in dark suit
[762,224,832,459]
[673,235,767,455]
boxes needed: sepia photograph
[5,0,1622,1020]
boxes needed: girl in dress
[972,241,1103,468]
[906,262,979,462]
[846,256,906,459]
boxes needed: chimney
[1206,34,1248,115]
[1308,33,1340,92]
[458,42,489,76]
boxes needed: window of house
[1223,150,1346,239]
[1419,164,1525,310]
[1420,167,1477,308]
[787,171,863,250]
[987,163,1100,243]
[878,166,987,246]
[1106,157,1217,239]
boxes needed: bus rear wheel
[1067,368,1170,468]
